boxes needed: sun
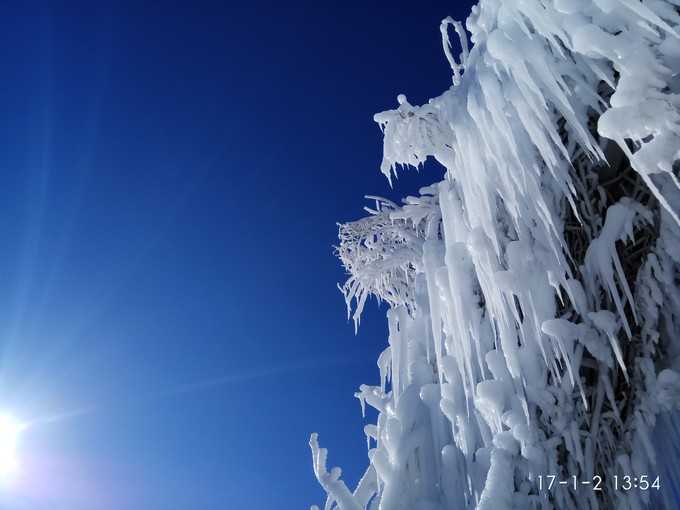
[0,415,25,477]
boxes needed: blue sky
[0,1,474,508]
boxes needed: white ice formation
[312,0,680,508]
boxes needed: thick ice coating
[313,1,680,508]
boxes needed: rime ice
[313,1,680,508]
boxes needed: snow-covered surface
[313,0,680,508]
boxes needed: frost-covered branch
[335,191,439,330]
[440,16,469,86]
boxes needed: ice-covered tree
[312,0,680,509]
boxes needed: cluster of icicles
[312,0,680,508]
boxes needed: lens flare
[0,415,25,477]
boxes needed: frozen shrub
[313,1,680,508]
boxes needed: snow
[313,0,680,508]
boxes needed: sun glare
[0,415,24,477]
